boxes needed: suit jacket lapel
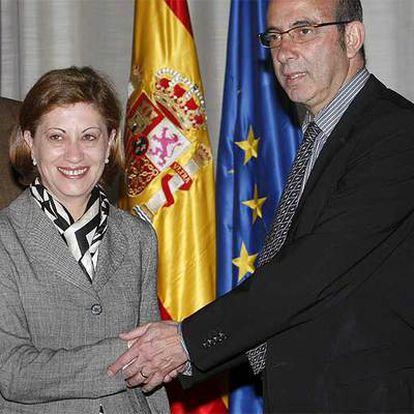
[288,76,386,238]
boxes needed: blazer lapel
[93,207,127,291]
[9,191,98,297]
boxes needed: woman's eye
[48,134,62,141]
[83,134,97,141]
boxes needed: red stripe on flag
[159,298,173,321]
[164,0,193,36]
[158,299,228,414]
[161,174,175,207]
[168,380,228,414]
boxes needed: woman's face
[24,102,115,219]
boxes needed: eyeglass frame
[258,20,352,49]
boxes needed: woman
[0,67,169,413]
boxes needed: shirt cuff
[178,322,193,376]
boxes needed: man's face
[268,0,351,114]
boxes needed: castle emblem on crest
[125,68,211,218]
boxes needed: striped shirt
[301,67,370,192]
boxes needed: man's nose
[273,34,298,64]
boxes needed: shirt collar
[302,67,370,135]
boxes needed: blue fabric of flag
[216,0,301,412]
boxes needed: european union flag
[216,0,301,412]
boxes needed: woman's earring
[105,158,109,164]
[32,158,37,166]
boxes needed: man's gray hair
[335,0,365,63]
[336,0,363,23]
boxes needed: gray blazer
[0,190,170,414]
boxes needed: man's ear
[344,21,365,59]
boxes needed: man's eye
[298,26,313,36]
[266,33,282,46]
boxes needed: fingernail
[107,368,114,377]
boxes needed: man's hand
[107,321,189,392]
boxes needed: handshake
[107,321,189,392]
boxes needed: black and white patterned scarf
[30,178,109,282]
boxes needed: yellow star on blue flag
[242,185,267,223]
[232,242,258,282]
[235,125,260,164]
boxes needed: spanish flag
[119,1,226,412]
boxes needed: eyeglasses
[258,21,351,49]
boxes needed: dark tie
[246,122,321,374]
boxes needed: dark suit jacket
[182,75,414,412]
[0,97,22,209]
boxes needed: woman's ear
[106,129,117,160]
[109,129,117,146]
[23,130,34,150]
[23,130,37,166]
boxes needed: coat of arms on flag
[124,69,211,219]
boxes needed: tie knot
[303,122,320,144]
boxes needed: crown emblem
[154,68,207,130]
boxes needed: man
[0,97,22,209]
[108,0,414,411]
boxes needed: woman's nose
[64,139,83,163]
